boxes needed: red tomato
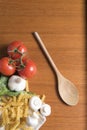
[7,41,27,59]
[18,59,37,79]
[0,57,16,76]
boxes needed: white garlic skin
[40,104,51,116]
[29,96,42,111]
[8,75,26,92]
[0,126,5,130]
[26,112,39,127]
[26,112,46,130]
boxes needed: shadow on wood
[0,44,8,58]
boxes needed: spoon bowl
[58,75,79,105]
[33,32,79,106]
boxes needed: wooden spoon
[33,32,79,106]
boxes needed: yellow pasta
[1,97,8,103]
[5,109,9,124]
[0,93,35,129]
[17,121,26,129]
[26,80,29,92]
[10,107,16,119]
[16,106,21,121]
[23,105,29,117]
[10,121,20,130]
[0,102,5,106]
[0,80,45,130]
[6,124,10,130]
[17,93,24,102]
[24,98,28,104]
[25,127,34,130]
[41,94,46,102]
[13,96,16,102]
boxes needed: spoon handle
[33,32,61,77]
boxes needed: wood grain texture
[0,0,86,130]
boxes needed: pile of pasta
[0,81,45,130]
[0,93,33,130]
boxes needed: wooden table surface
[0,0,86,130]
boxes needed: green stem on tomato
[19,53,26,67]
[8,46,23,55]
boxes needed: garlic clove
[29,96,42,111]
[35,114,46,130]
[40,104,51,116]
[26,112,39,127]
[26,112,46,130]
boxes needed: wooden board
[0,0,86,130]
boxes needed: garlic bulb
[8,75,26,92]
[29,96,42,111]
[40,104,51,116]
